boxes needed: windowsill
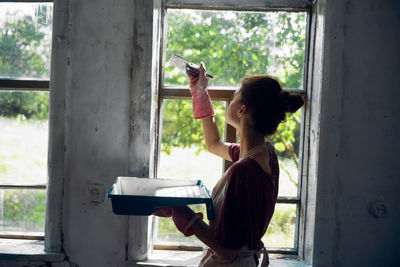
[134,250,311,267]
[0,239,65,262]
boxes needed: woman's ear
[238,104,248,117]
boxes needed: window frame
[0,1,63,254]
[0,82,49,241]
[153,1,312,256]
[0,0,53,240]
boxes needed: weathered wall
[62,0,134,265]
[313,0,400,266]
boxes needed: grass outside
[0,116,48,233]
[0,116,48,185]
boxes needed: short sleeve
[214,159,275,250]
[228,143,240,162]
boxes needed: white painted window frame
[44,0,68,253]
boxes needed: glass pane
[262,203,297,249]
[271,108,303,197]
[164,9,307,89]
[156,99,226,245]
[156,204,205,246]
[158,99,226,189]
[0,3,53,79]
[0,91,49,185]
[0,189,46,234]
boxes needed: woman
[154,63,305,266]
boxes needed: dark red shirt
[214,144,279,250]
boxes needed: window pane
[158,99,226,189]
[0,189,46,234]
[262,203,297,249]
[272,108,303,197]
[164,9,307,89]
[0,3,53,79]
[0,91,49,185]
[156,204,205,246]
[156,99,226,244]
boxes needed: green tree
[159,11,307,246]
[0,16,46,77]
[0,5,52,233]
[3,190,46,231]
[162,10,306,172]
[0,7,52,120]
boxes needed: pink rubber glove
[172,206,203,237]
[153,207,173,217]
[187,62,214,119]
[153,206,203,237]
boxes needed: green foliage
[0,6,52,120]
[161,99,226,155]
[3,190,46,231]
[0,16,48,78]
[157,10,306,247]
[271,110,302,159]
[165,11,305,88]
[264,204,297,247]
[0,91,49,120]
[162,10,306,161]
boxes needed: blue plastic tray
[108,177,215,220]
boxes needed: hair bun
[281,91,305,113]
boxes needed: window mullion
[0,185,47,190]
[160,88,235,101]
[276,196,300,204]
[0,233,44,240]
[0,80,49,91]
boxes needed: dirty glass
[164,9,307,89]
[0,189,46,234]
[0,91,49,185]
[262,203,297,249]
[158,8,306,250]
[156,99,226,245]
[273,108,303,198]
[0,3,53,79]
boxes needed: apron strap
[260,247,269,266]
[239,142,274,160]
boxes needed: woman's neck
[238,125,265,158]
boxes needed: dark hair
[238,76,305,136]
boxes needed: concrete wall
[313,0,400,266]
[0,0,399,266]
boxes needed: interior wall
[313,0,400,266]
[61,0,134,265]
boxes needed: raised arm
[188,63,232,161]
[201,116,231,161]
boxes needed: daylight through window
[155,8,308,253]
[0,2,53,239]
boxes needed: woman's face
[226,90,242,129]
